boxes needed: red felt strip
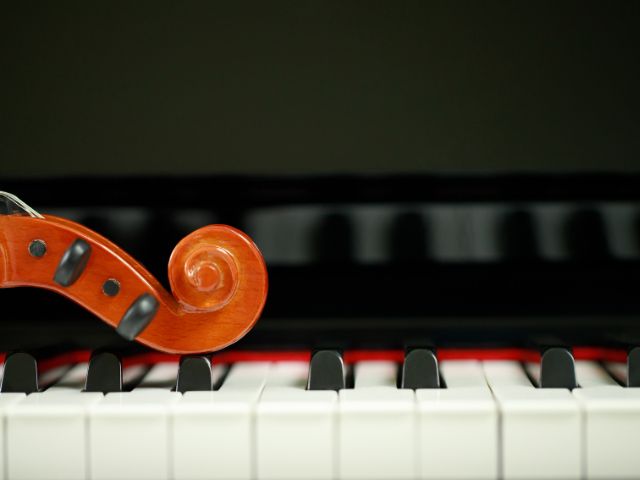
[3,346,630,373]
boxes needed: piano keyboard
[0,349,639,480]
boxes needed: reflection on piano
[1,174,640,479]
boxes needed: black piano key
[307,350,346,391]
[540,347,577,389]
[564,208,610,260]
[176,356,213,393]
[311,213,354,263]
[627,347,640,387]
[84,351,122,393]
[1,352,39,393]
[388,212,429,263]
[401,348,440,389]
[498,210,539,260]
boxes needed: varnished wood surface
[0,214,268,353]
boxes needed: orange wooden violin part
[0,192,268,354]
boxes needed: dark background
[2,1,639,178]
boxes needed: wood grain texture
[0,214,268,353]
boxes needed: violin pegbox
[0,192,268,354]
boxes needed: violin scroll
[168,225,267,314]
[0,192,268,354]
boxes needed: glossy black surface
[307,350,346,391]
[102,279,120,297]
[116,294,159,341]
[28,239,47,258]
[1,175,640,351]
[627,347,640,388]
[401,349,440,389]
[84,351,122,393]
[0,352,38,394]
[53,239,92,287]
[176,356,214,393]
[540,348,577,389]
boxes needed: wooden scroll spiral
[0,213,268,353]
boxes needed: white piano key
[263,360,309,387]
[6,392,102,479]
[211,361,229,387]
[605,361,628,385]
[416,361,498,479]
[339,361,416,480]
[575,361,618,388]
[573,361,640,479]
[256,362,337,480]
[353,360,397,388]
[523,361,542,386]
[5,363,96,480]
[122,363,148,387]
[484,361,532,387]
[89,363,181,480]
[133,361,178,389]
[172,362,270,480]
[47,362,88,390]
[39,363,74,388]
[483,361,581,480]
[0,393,26,480]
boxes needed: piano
[2,3,640,479]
